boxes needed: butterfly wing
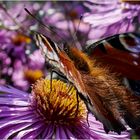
[128,79,140,96]
[85,32,140,80]
[34,33,89,96]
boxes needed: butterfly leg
[65,83,80,118]
[50,69,74,93]
[86,111,90,127]
[49,69,80,118]
[49,69,67,91]
[75,91,79,117]
[77,92,94,126]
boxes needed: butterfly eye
[63,43,70,54]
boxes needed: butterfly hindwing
[85,32,140,80]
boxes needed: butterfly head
[34,32,61,68]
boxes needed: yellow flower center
[12,34,31,46]
[31,79,86,126]
[24,69,44,83]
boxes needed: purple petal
[0,97,29,106]
[86,0,118,5]
[65,128,76,140]
[0,110,34,119]
[0,106,29,112]
[43,124,55,139]
[0,93,28,99]
[20,124,45,139]
[55,125,69,139]
[13,121,44,139]
[0,119,35,128]
[0,120,36,139]
[0,85,29,98]
[0,122,33,139]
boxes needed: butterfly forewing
[35,33,62,69]
[35,33,88,96]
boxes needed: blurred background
[0,1,140,91]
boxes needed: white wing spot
[131,53,139,58]
[133,61,138,66]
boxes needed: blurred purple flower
[28,50,45,70]
[0,2,46,90]
[12,50,45,91]
[41,2,90,48]
[83,0,140,40]
[0,79,130,139]
[0,31,45,90]
[0,2,41,30]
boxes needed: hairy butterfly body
[35,32,140,134]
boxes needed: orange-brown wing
[85,32,140,80]
[57,51,87,93]
[81,73,127,133]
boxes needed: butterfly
[34,31,140,134]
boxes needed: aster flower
[0,2,41,30]
[0,78,129,139]
[83,0,140,40]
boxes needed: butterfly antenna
[25,8,67,44]
[71,15,83,49]
[74,15,83,40]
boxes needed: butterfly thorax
[67,47,108,77]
